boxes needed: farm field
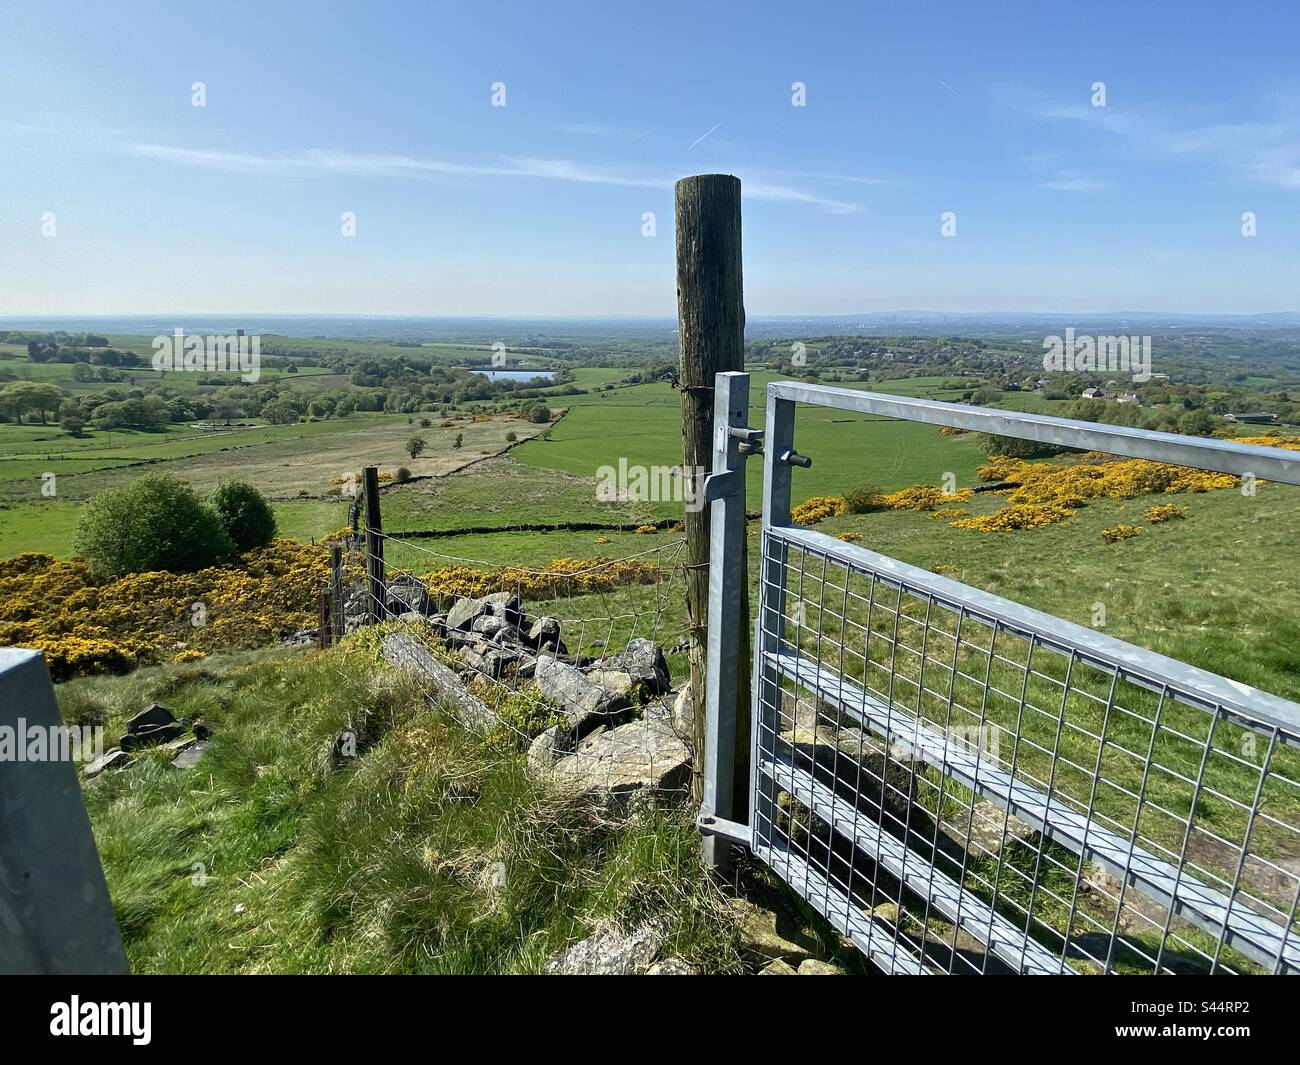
[0,409,550,554]
[0,364,990,556]
[5,341,1299,713]
[386,434,1300,706]
[512,371,991,516]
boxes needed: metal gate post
[698,371,758,867]
[750,388,796,852]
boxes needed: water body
[474,369,555,382]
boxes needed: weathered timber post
[363,466,386,625]
[329,542,344,642]
[675,174,749,819]
[317,587,330,649]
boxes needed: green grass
[0,410,536,549]
[379,456,656,533]
[66,642,748,974]
[513,371,989,516]
[810,481,1300,699]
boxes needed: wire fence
[324,524,695,800]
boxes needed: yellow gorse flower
[0,541,331,680]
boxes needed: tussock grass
[66,642,744,973]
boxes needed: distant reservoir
[472,369,555,382]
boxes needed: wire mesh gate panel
[740,380,1300,975]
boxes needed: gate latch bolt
[728,426,764,455]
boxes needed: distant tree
[1,381,63,423]
[262,398,301,424]
[1178,409,1216,437]
[211,399,241,425]
[59,400,87,435]
[405,435,427,460]
[75,474,234,577]
[453,432,463,449]
[209,480,277,552]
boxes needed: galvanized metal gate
[698,374,1300,975]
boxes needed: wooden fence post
[363,466,385,625]
[676,173,748,809]
[316,587,331,649]
[329,542,344,642]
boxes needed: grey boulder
[120,721,187,751]
[83,749,131,778]
[534,656,629,736]
[543,922,661,975]
[125,703,176,733]
[446,596,492,632]
[172,740,212,769]
[595,638,670,696]
[549,715,691,797]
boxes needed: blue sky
[2,0,1298,315]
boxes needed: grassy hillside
[64,642,758,974]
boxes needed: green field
[0,408,549,553]
[5,351,1299,716]
[512,371,990,516]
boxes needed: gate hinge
[703,470,739,502]
[696,812,753,848]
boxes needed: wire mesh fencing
[340,529,695,801]
[727,378,1300,976]
[754,527,1300,974]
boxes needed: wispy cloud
[1040,171,1115,193]
[128,142,863,212]
[553,122,650,141]
[1005,88,1300,190]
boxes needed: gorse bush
[790,496,846,526]
[1,542,329,679]
[975,433,1069,460]
[878,484,974,511]
[1102,523,1142,543]
[843,483,886,514]
[1145,503,1188,524]
[75,474,234,577]
[209,480,277,553]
